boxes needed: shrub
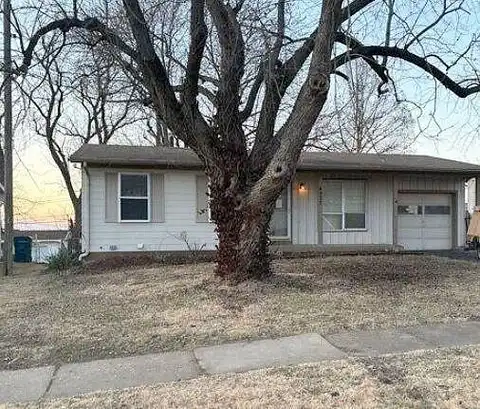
[46,247,79,272]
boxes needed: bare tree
[310,59,414,153]
[16,29,144,251]
[15,0,480,281]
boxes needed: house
[70,145,480,256]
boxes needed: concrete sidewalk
[1,321,480,404]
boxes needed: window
[270,187,290,238]
[398,205,422,215]
[119,173,150,221]
[322,180,366,231]
[424,205,450,215]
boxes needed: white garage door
[397,193,452,250]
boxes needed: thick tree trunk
[209,171,276,283]
[215,204,274,283]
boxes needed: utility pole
[3,0,13,275]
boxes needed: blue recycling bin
[14,236,32,263]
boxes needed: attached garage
[397,193,453,250]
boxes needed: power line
[13,147,41,191]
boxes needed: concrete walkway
[1,321,480,404]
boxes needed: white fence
[31,240,63,263]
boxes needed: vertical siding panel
[292,173,318,244]
[457,179,465,247]
[151,173,165,223]
[291,177,299,245]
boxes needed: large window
[270,187,290,238]
[322,180,366,231]
[119,173,150,221]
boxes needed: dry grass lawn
[1,255,480,371]
[6,346,480,409]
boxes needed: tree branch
[17,17,139,74]
[239,67,264,122]
[340,0,377,22]
[334,31,389,84]
[206,0,246,151]
[183,0,208,111]
[345,45,480,98]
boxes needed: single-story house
[70,145,480,256]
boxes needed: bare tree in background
[16,30,144,251]
[310,59,414,153]
[14,0,480,281]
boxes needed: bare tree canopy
[310,59,414,153]
[12,0,480,281]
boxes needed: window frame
[118,172,151,223]
[322,179,367,232]
[269,184,292,240]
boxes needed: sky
[8,0,480,229]
[13,142,77,230]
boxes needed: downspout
[78,163,90,261]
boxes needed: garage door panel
[423,238,451,250]
[398,217,423,229]
[424,228,451,240]
[397,228,424,239]
[397,238,423,250]
[423,216,451,229]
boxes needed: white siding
[467,178,476,214]
[292,173,318,244]
[85,168,216,252]
[397,175,466,247]
[83,167,469,252]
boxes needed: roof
[70,144,480,175]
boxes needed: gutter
[78,163,90,261]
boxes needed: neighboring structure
[13,230,68,263]
[467,178,478,214]
[70,145,480,255]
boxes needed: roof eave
[76,159,480,176]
